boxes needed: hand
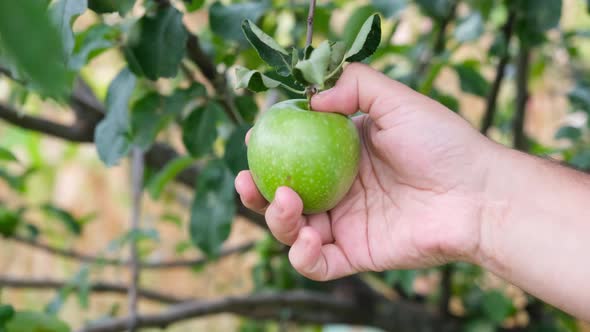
[235,63,497,281]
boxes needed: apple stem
[305,0,318,107]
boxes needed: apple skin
[247,99,360,214]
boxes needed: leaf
[454,12,484,43]
[182,102,223,158]
[69,23,119,70]
[210,1,268,43]
[164,83,207,116]
[0,147,18,164]
[463,319,495,332]
[186,0,205,12]
[94,68,136,166]
[342,5,376,48]
[0,169,25,193]
[0,0,71,98]
[0,305,14,325]
[125,6,188,80]
[130,93,171,149]
[294,40,331,86]
[235,67,282,92]
[482,290,513,323]
[415,0,455,19]
[345,13,382,62]
[241,19,291,76]
[568,83,590,112]
[4,311,70,332]
[235,95,259,124]
[148,156,195,199]
[515,0,562,47]
[42,204,82,235]
[454,61,490,97]
[189,159,236,256]
[87,0,134,15]
[224,125,251,176]
[384,270,417,295]
[49,0,88,62]
[571,150,590,170]
[555,126,582,140]
[372,0,407,18]
[72,266,91,308]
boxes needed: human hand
[235,63,497,281]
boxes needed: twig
[305,0,317,47]
[128,147,145,331]
[513,45,530,151]
[415,0,459,81]
[76,289,456,332]
[9,235,256,268]
[439,264,453,315]
[481,11,516,134]
[0,276,189,304]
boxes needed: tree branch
[439,264,453,316]
[513,45,531,151]
[481,11,516,135]
[0,276,189,304]
[76,290,456,332]
[128,147,144,331]
[8,235,256,269]
[305,0,317,47]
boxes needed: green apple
[247,99,360,214]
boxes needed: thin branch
[0,276,189,304]
[8,235,256,269]
[439,264,453,316]
[415,0,459,80]
[128,147,144,331]
[513,45,531,151]
[305,0,317,47]
[481,11,516,134]
[77,289,456,332]
[0,102,95,142]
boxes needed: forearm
[477,144,590,321]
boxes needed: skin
[235,63,590,321]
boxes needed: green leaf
[571,150,590,170]
[517,0,562,33]
[88,0,134,15]
[0,207,19,237]
[94,68,136,166]
[210,1,268,43]
[415,0,455,19]
[482,290,513,323]
[431,89,459,112]
[42,204,82,235]
[5,311,70,332]
[235,95,259,124]
[189,159,236,256]
[130,93,171,149]
[165,83,207,116]
[454,61,489,97]
[0,147,18,164]
[568,83,590,112]
[345,13,382,62]
[186,0,205,12]
[454,12,484,43]
[342,5,375,48]
[0,305,14,325]
[0,0,71,98]
[384,270,417,295]
[70,23,119,70]
[294,40,331,86]
[235,67,282,92]
[125,6,188,80]
[224,125,251,176]
[49,0,88,62]
[372,0,407,18]
[147,156,195,199]
[463,319,495,332]
[241,19,290,76]
[555,126,582,140]
[182,102,222,158]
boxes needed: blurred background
[0,0,589,331]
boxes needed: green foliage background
[0,0,589,331]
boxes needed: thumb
[311,63,430,123]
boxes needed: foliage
[0,0,588,331]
